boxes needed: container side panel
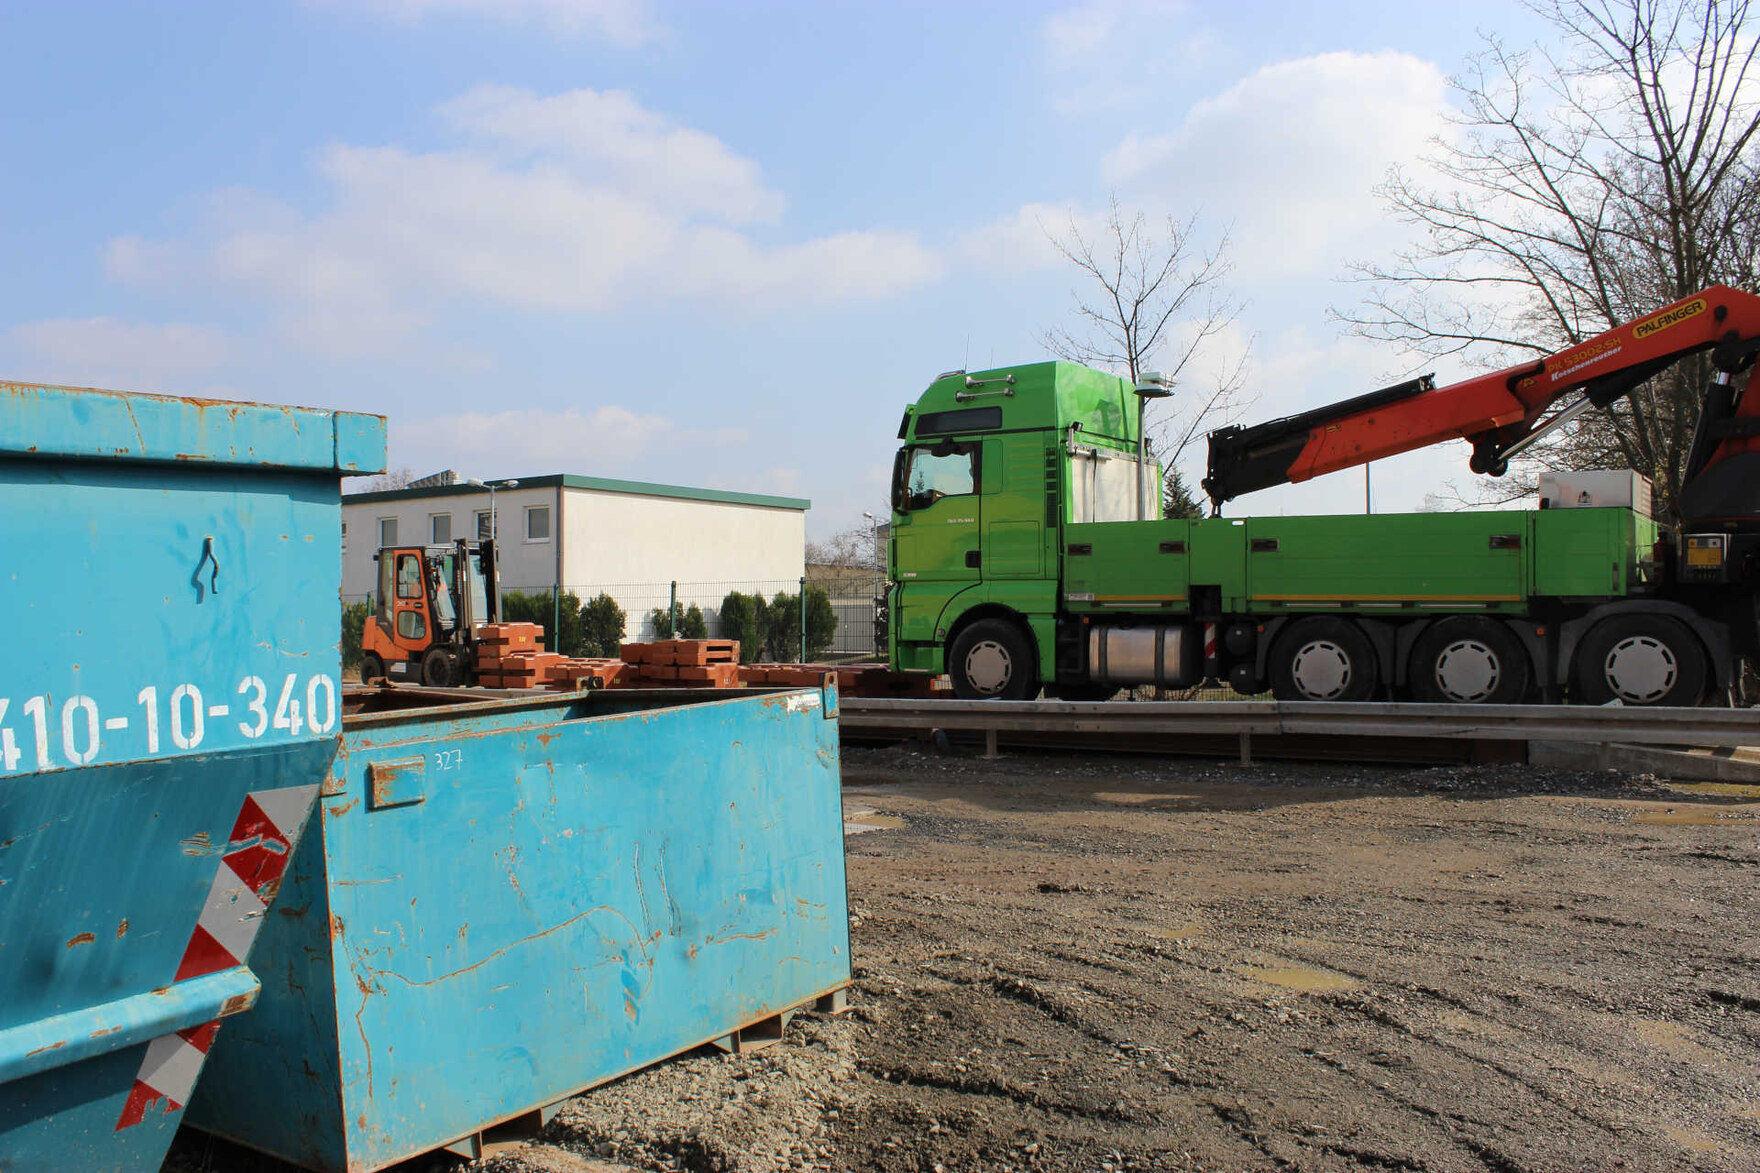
[197,691,849,1172]
[0,742,335,1027]
[2,463,344,773]
[0,1042,185,1170]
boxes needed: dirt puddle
[1236,963,1358,993]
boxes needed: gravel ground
[168,744,1760,1173]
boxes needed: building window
[476,511,493,541]
[431,513,451,544]
[526,505,551,542]
[341,521,347,553]
[378,517,398,548]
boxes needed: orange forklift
[360,538,499,687]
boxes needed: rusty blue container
[0,381,384,1171]
[188,682,851,1172]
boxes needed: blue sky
[0,0,1558,536]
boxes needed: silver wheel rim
[1289,640,1352,700]
[964,640,1014,695]
[1434,639,1500,703]
[1604,635,1677,704]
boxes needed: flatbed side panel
[1243,512,1529,612]
[1063,519,1193,612]
[1533,508,1648,597]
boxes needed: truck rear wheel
[1408,618,1529,704]
[949,619,1036,700]
[1572,614,1707,706]
[1268,617,1378,702]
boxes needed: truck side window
[905,443,979,510]
[396,553,423,600]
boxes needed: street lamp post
[466,478,519,630]
[468,477,520,543]
[863,510,888,660]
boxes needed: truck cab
[889,362,1160,699]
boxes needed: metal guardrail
[838,698,1760,762]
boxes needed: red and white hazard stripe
[114,782,318,1130]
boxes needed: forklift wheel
[421,647,459,688]
[360,652,386,683]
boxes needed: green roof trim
[345,473,810,511]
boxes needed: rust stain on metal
[330,914,346,942]
[116,917,129,937]
[180,830,215,855]
[66,932,96,948]
[328,797,360,817]
[25,1041,66,1057]
[221,993,254,1017]
[537,731,559,747]
[90,1025,121,1038]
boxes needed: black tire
[1572,614,1707,706]
[421,647,459,688]
[360,652,386,683]
[948,619,1037,700]
[1407,618,1530,704]
[1268,617,1379,702]
[1045,682,1120,702]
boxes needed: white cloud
[1102,50,1450,276]
[4,318,230,391]
[108,88,944,358]
[1041,0,1221,113]
[393,404,680,474]
[326,0,653,45]
[954,202,1105,274]
[440,85,782,224]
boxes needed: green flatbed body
[1063,508,1658,619]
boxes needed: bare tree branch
[1039,195,1257,513]
[1336,0,1760,517]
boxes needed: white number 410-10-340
[0,673,338,772]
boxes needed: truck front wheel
[949,619,1037,700]
[1572,614,1707,706]
[1268,618,1379,702]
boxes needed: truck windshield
[900,443,978,511]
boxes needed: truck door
[981,436,1048,578]
[892,440,983,585]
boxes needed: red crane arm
[1203,285,1760,508]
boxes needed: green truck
[886,334,1760,706]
